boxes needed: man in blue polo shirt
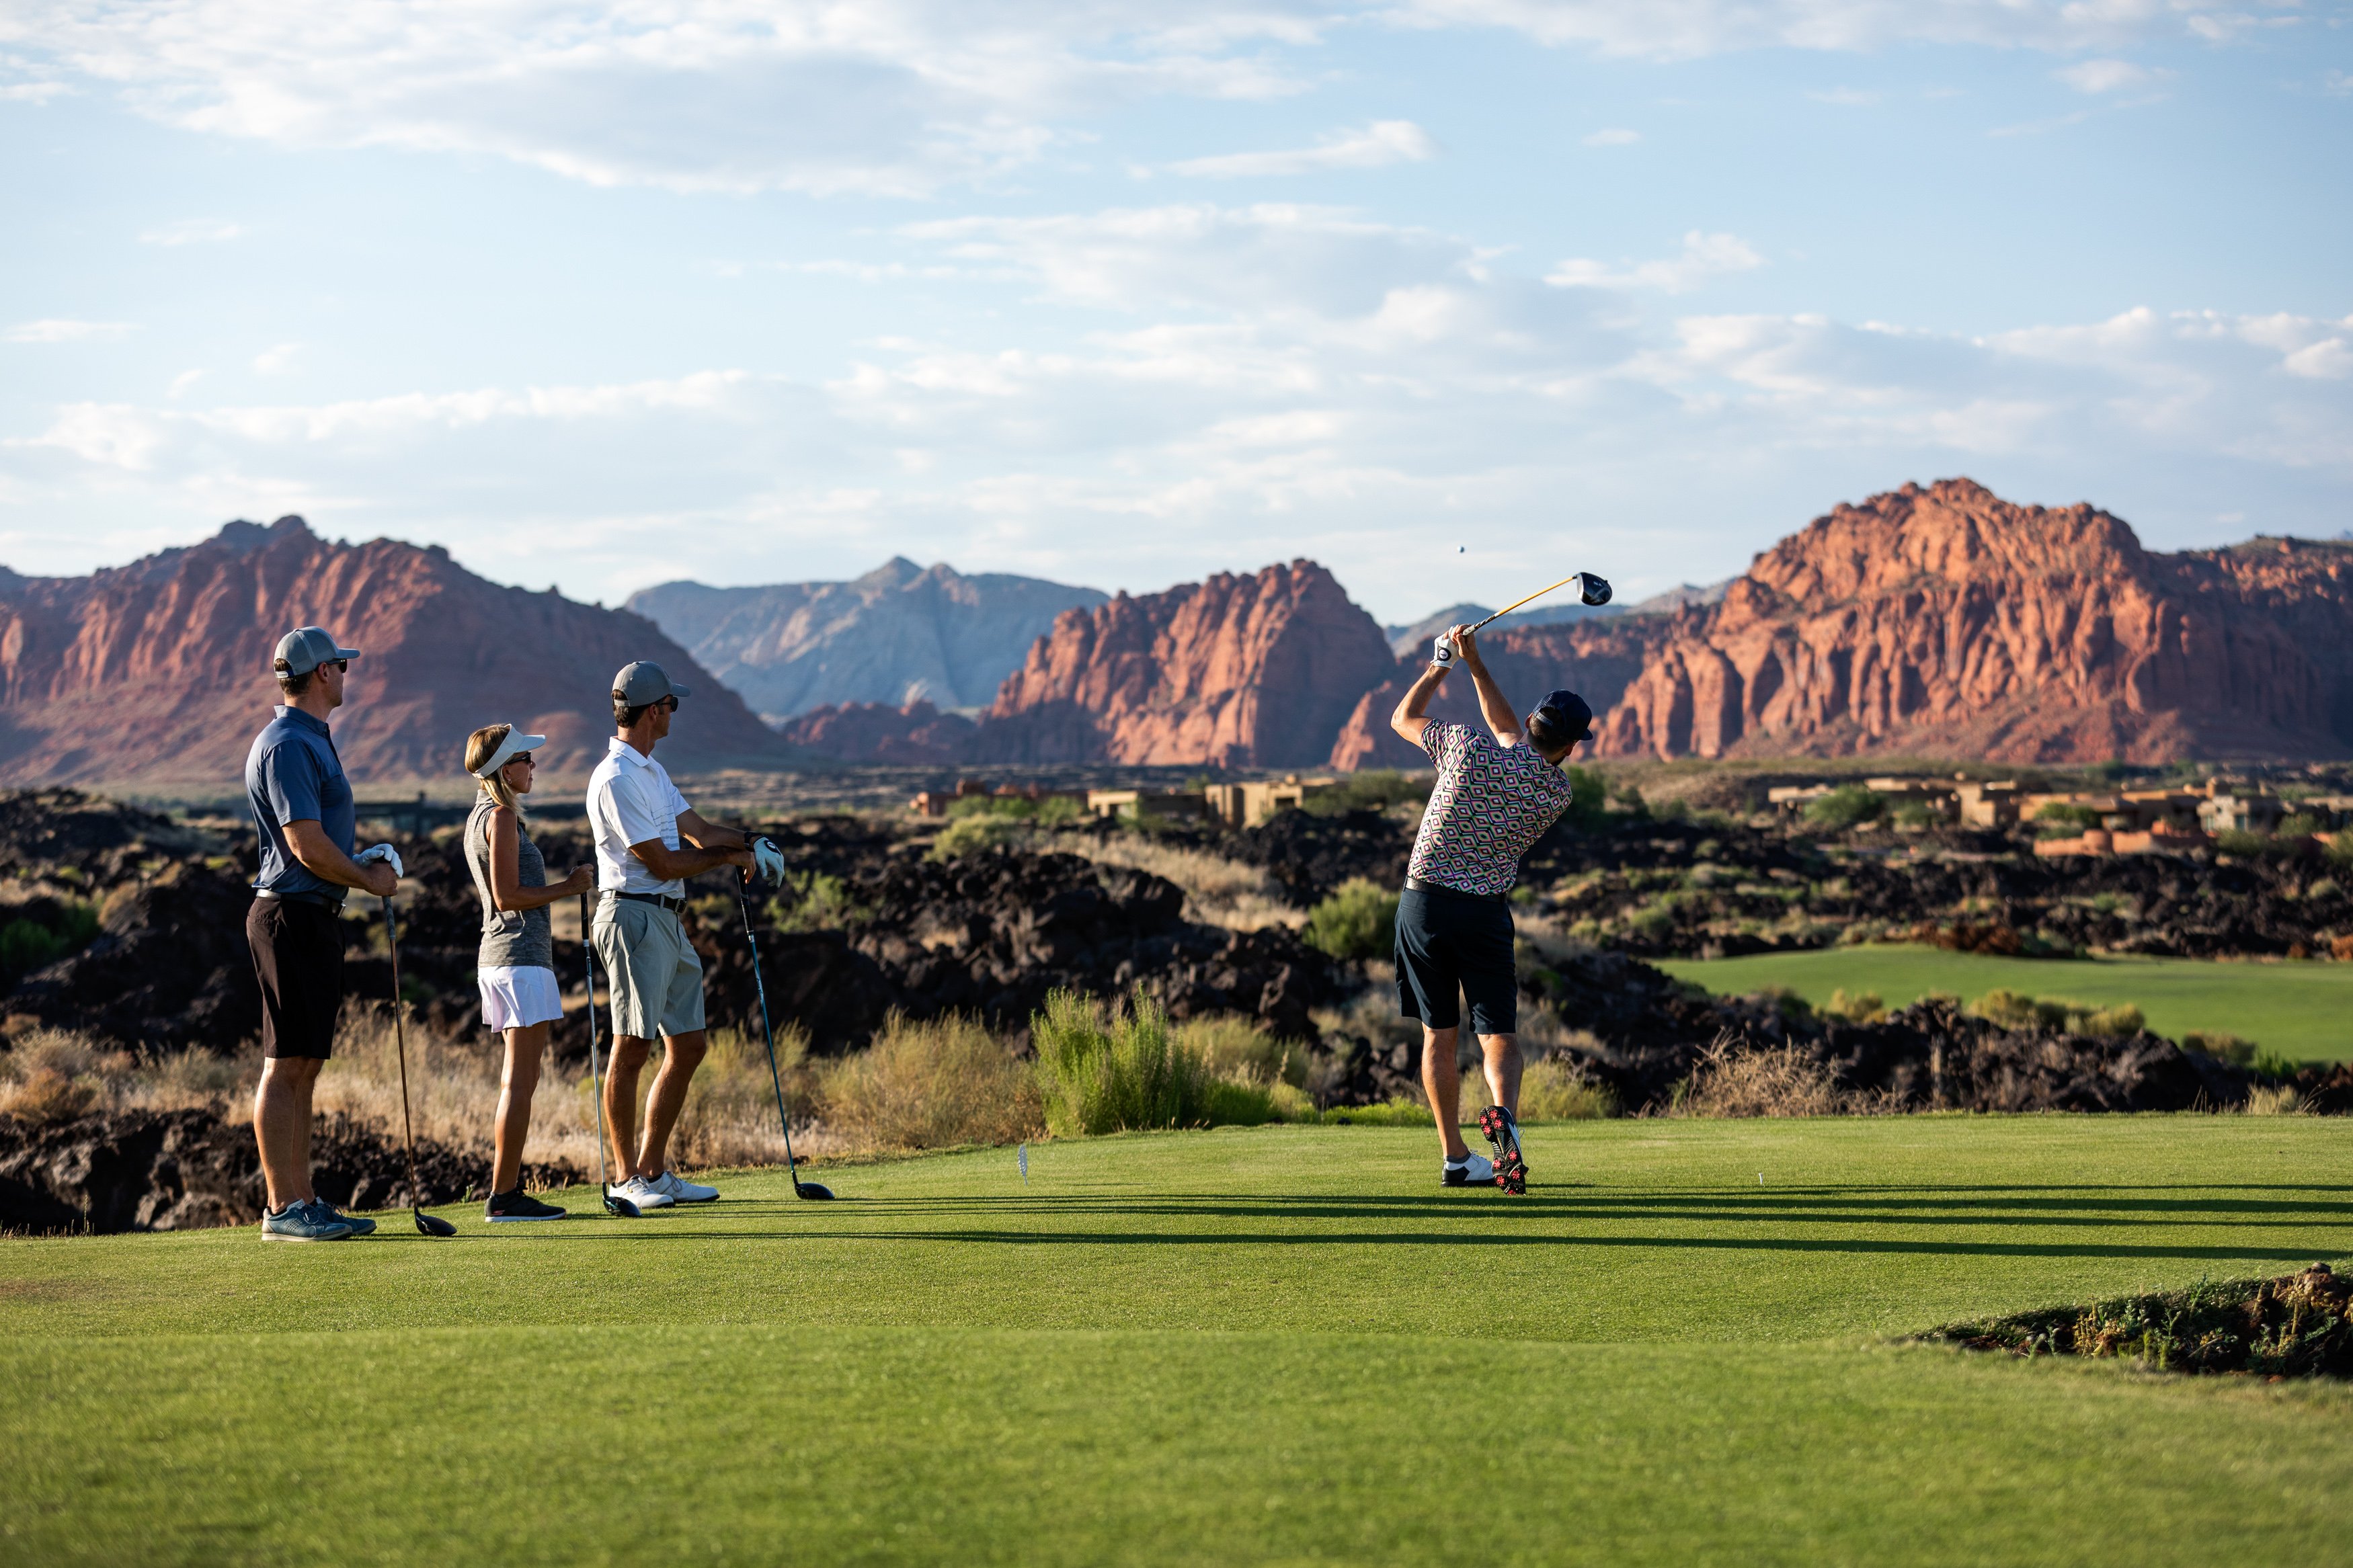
[1389,622,1593,1196]
[245,626,401,1241]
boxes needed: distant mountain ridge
[0,518,789,786]
[1381,580,1730,657]
[626,559,1107,723]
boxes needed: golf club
[736,880,834,1200]
[578,893,640,1219]
[1469,570,1612,632]
[383,894,457,1238]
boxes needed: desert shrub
[2075,1003,2145,1038]
[821,1012,1043,1151]
[2305,878,2340,901]
[658,1025,820,1169]
[2327,834,2353,868]
[1316,1097,1435,1126]
[1201,1077,1278,1126]
[768,871,867,934]
[2184,1031,2256,1066]
[1302,770,1430,816]
[1035,796,1086,825]
[1064,837,1294,932]
[2216,828,2308,858]
[929,813,1019,860]
[2034,802,2102,830]
[1822,988,1886,1024]
[1174,1014,1306,1087]
[2278,813,2324,838]
[1669,1035,1890,1118]
[1751,986,1813,1022]
[1303,878,1399,961]
[1459,1058,1614,1122]
[1031,989,1216,1137]
[2239,1083,2310,1116]
[1803,785,1882,830]
[1890,800,1940,830]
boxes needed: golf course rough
[3,1118,2348,1565]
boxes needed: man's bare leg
[1480,1033,1523,1120]
[604,1036,650,1180]
[633,1029,707,1177]
[1421,1024,1471,1161]
[253,1056,324,1210]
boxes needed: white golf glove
[355,843,405,878]
[1430,634,1457,671]
[748,834,786,884]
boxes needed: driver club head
[413,1209,458,1238]
[602,1188,642,1218]
[1574,571,1613,607]
[795,1181,837,1201]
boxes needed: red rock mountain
[973,561,1398,768]
[1334,479,2353,768]
[0,518,792,788]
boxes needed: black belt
[604,890,686,913]
[1403,876,1505,903]
[255,888,346,911]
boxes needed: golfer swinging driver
[1390,621,1595,1195]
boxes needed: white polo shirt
[586,737,691,897]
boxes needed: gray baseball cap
[273,626,359,677]
[613,660,688,705]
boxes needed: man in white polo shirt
[586,660,783,1210]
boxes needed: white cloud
[138,218,244,246]
[1581,127,1640,146]
[1166,120,1436,178]
[251,342,301,376]
[2055,58,2165,93]
[167,369,204,398]
[1807,87,1880,106]
[2325,70,2351,97]
[5,319,136,342]
[1387,0,2303,58]
[0,79,70,101]
[1547,231,1764,292]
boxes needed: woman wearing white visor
[462,723,594,1221]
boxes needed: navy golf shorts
[1393,884,1518,1036]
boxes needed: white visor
[471,729,547,778]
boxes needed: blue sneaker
[260,1198,353,1241]
[325,1205,377,1237]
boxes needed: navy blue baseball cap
[1527,689,1593,749]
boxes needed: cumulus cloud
[5,319,136,342]
[1165,120,1436,177]
[1581,127,1640,146]
[1547,231,1764,292]
[2055,58,2165,93]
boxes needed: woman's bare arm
[487,807,591,911]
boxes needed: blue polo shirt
[245,706,355,897]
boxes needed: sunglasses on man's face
[323,659,349,674]
[657,696,679,713]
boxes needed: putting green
[3,1120,2349,1565]
[1659,944,2353,1062]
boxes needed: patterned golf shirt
[1406,721,1577,897]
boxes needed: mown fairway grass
[3,1118,2350,1565]
[1659,944,2353,1062]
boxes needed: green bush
[767,871,866,934]
[1560,765,1609,827]
[2183,1031,2256,1067]
[1823,988,1886,1024]
[0,902,98,984]
[1803,786,1883,830]
[1030,989,1215,1136]
[2076,1003,2145,1039]
[2034,802,2102,829]
[1303,878,1399,960]
[929,813,1019,860]
[1035,796,1086,826]
[1174,1014,1306,1087]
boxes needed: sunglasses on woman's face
[506,753,535,769]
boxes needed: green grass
[1660,944,2353,1062]
[3,1119,2350,1565]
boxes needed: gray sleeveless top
[464,795,554,971]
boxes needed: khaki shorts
[592,898,707,1040]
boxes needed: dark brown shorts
[247,898,346,1059]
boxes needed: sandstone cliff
[0,518,789,786]
[627,558,1106,722]
[777,699,978,765]
[1595,480,2353,763]
[975,561,1398,768]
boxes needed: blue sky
[2,1,2347,623]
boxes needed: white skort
[478,964,565,1032]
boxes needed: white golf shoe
[650,1170,719,1204]
[1441,1153,1497,1188]
[609,1175,676,1210]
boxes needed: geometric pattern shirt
[1406,721,1577,896]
